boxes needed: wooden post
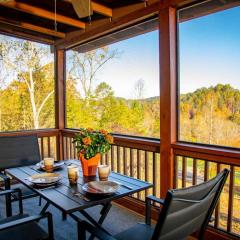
[159,6,177,197]
[55,49,65,160]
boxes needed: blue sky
[95,31,159,99]
[179,6,240,94]
[94,6,240,98]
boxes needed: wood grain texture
[55,50,65,160]
[159,6,177,197]
[0,23,54,44]
[0,1,86,29]
[0,16,65,38]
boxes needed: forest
[0,36,240,150]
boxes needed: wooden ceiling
[0,0,146,42]
[0,0,239,49]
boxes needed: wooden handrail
[0,129,59,138]
[172,142,240,166]
[61,129,160,152]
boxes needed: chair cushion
[114,223,154,240]
[0,214,48,240]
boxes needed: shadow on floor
[0,196,144,240]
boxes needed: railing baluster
[69,137,73,159]
[182,157,186,188]
[73,140,76,159]
[41,137,44,159]
[193,158,197,185]
[137,149,141,199]
[111,146,114,172]
[227,165,234,233]
[47,137,51,157]
[204,161,209,181]
[66,137,69,160]
[173,155,178,189]
[214,163,221,228]
[117,146,120,173]
[153,152,156,196]
[123,147,127,175]
[130,148,134,177]
[145,151,149,196]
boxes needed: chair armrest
[0,212,54,239]
[145,195,164,225]
[77,220,117,240]
[146,195,165,205]
[0,188,22,197]
[0,188,23,215]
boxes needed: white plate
[82,181,119,195]
[28,173,61,186]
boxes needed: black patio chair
[0,134,41,216]
[77,168,229,240]
[0,188,54,240]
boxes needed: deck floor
[0,195,144,240]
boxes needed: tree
[0,36,54,129]
[134,78,145,99]
[68,47,119,99]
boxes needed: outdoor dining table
[5,159,153,238]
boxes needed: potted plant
[73,128,114,176]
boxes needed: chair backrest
[0,134,41,170]
[152,168,229,240]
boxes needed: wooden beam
[0,1,85,29]
[55,0,160,49]
[159,6,177,197]
[55,49,65,160]
[64,0,113,17]
[63,0,112,17]
[0,23,54,44]
[91,1,112,17]
[0,16,65,38]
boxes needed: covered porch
[0,0,239,239]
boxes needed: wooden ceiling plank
[91,1,112,17]
[64,0,112,17]
[0,16,65,38]
[0,1,86,29]
[55,0,160,49]
[0,23,54,44]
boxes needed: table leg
[69,202,113,240]
[88,203,112,240]
[4,177,12,217]
[40,201,50,215]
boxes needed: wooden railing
[4,129,239,238]
[173,143,240,238]
[63,130,240,238]
[62,129,161,201]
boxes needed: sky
[91,31,159,99]
[1,5,240,98]
[88,5,240,98]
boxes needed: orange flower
[82,137,92,145]
[86,128,94,132]
[106,134,114,144]
[100,129,108,135]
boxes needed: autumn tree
[0,36,54,129]
[68,47,119,99]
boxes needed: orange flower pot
[79,153,100,176]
